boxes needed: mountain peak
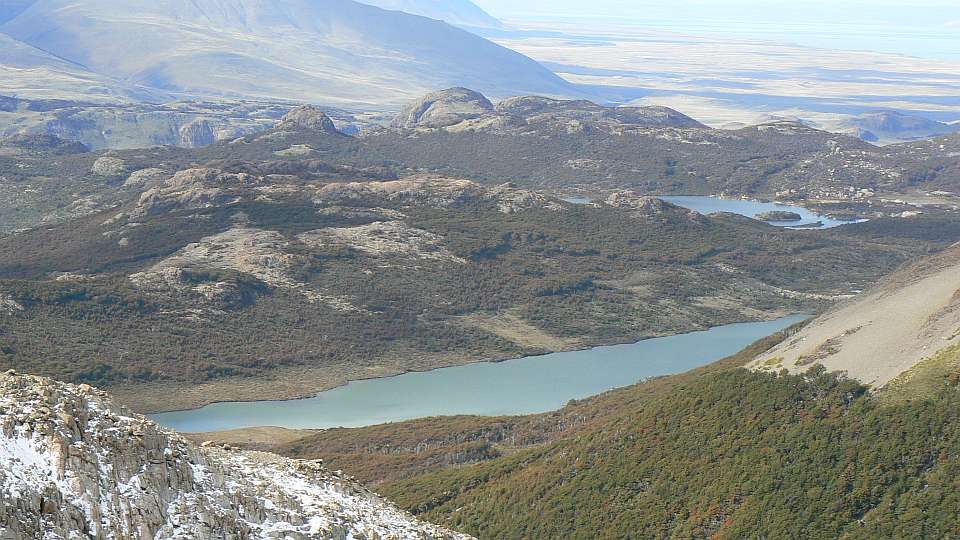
[356,0,503,29]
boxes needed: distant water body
[658,196,864,229]
[561,195,862,229]
[151,315,806,433]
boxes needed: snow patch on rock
[0,372,471,539]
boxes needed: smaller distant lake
[660,196,862,229]
[562,195,863,229]
[151,315,806,433]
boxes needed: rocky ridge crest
[0,371,471,539]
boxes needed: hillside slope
[0,371,469,539]
[0,33,164,102]
[750,243,960,388]
[0,0,571,105]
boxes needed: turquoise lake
[151,315,806,433]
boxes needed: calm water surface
[562,195,862,229]
[151,315,806,432]
[659,196,862,229]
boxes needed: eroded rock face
[278,105,341,134]
[177,119,216,148]
[391,88,494,129]
[0,371,472,539]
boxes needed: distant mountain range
[0,0,570,106]
[357,0,503,28]
[833,111,960,144]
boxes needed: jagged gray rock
[392,88,494,129]
[0,371,473,539]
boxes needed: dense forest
[272,328,960,539]
[377,365,960,539]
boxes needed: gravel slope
[750,243,960,388]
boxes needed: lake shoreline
[132,311,791,416]
[149,314,809,433]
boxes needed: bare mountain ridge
[0,0,572,106]
[835,110,960,144]
[357,0,502,28]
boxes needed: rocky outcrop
[392,88,494,129]
[123,167,169,188]
[132,168,260,217]
[0,371,471,539]
[90,156,127,177]
[131,227,361,311]
[391,89,704,133]
[298,221,467,264]
[605,192,706,223]
[315,176,563,214]
[0,294,23,315]
[177,119,216,148]
[278,106,342,135]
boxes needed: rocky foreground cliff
[0,371,470,539]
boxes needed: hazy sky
[473,0,960,61]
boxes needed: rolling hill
[0,0,571,106]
